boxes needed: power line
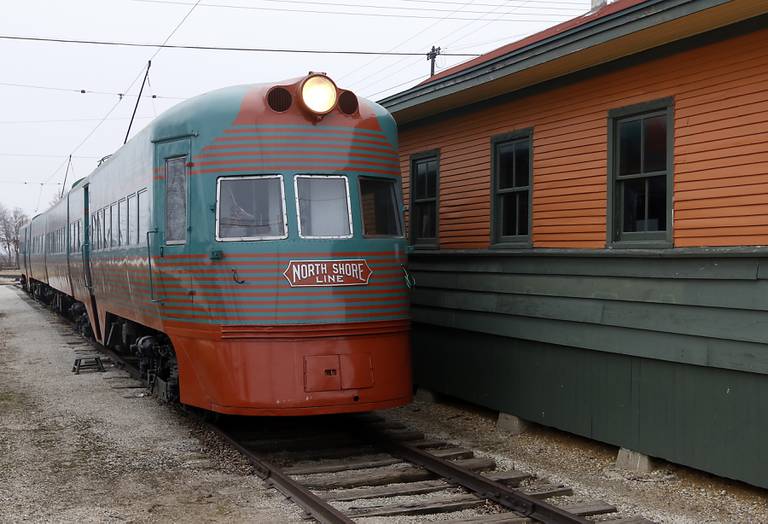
[129,0,577,21]
[341,0,480,87]
[0,34,482,57]
[404,0,586,6]
[358,0,565,95]
[0,153,101,159]
[133,0,585,15]
[0,81,184,99]
[369,73,427,98]
[0,117,154,125]
[35,0,202,211]
[0,180,63,186]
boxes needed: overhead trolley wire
[132,0,585,15]
[340,0,481,87]
[0,80,185,99]
[0,34,481,57]
[359,0,578,98]
[32,0,202,211]
[129,0,578,21]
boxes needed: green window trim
[409,150,440,248]
[607,97,674,248]
[491,129,533,248]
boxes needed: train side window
[110,203,118,248]
[295,175,352,239]
[138,189,149,245]
[127,194,137,245]
[359,177,402,237]
[101,208,108,250]
[118,198,128,247]
[216,175,287,241]
[165,157,187,244]
[492,130,532,246]
[409,152,439,246]
[92,213,99,251]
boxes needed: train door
[23,227,30,289]
[154,138,192,302]
[65,192,74,296]
[81,183,101,339]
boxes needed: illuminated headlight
[300,75,338,114]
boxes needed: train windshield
[296,175,352,238]
[360,178,402,237]
[216,175,287,241]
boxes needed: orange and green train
[19,73,413,416]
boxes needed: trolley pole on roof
[427,46,441,76]
[60,155,72,198]
[124,60,152,145]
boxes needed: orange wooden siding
[398,27,768,249]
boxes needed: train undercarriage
[24,278,179,403]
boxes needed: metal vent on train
[267,87,292,112]
[338,91,359,115]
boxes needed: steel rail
[207,424,354,524]
[356,427,590,524]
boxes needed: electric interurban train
[19,73,413,415]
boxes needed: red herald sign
[283,259,373,287]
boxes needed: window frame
[294,174,354,240]
[607,97,674,248]
[164,156,188,246]
[215,174,289,242]
[491,129,533,248]
[358,176,404,239]
[409,150,440,248]
[137,188,149,246]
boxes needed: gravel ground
[383,394,768,523]
[0,284,302,523]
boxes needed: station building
[381,0,768,489]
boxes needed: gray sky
[0,0,590,216]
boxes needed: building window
[360,177,402,237]
[609,98,673,245]
[492,131,532,245]
[410,152,439,245]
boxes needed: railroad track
[30,289,651,524]
[208,415,652,524]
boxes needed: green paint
[413,324,768,489]
[409,252,768,488]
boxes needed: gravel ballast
[0,285,302,523]
[384,394,768,523]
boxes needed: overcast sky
[0,0,590,216]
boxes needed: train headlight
[300,74,338,114]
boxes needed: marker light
[300,75,338,114]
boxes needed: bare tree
[0,204,29,268]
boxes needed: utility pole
[427,46,441,76]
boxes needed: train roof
[34,75,392,218]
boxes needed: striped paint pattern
[89,250,408,325]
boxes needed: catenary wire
[129,0,577,21]
[340,0,480,86]
[0,34,481,56]
[132,0,585,15]
[0,81,185,99]
[34,0,202,211]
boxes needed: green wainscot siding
[409,250,768,489]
